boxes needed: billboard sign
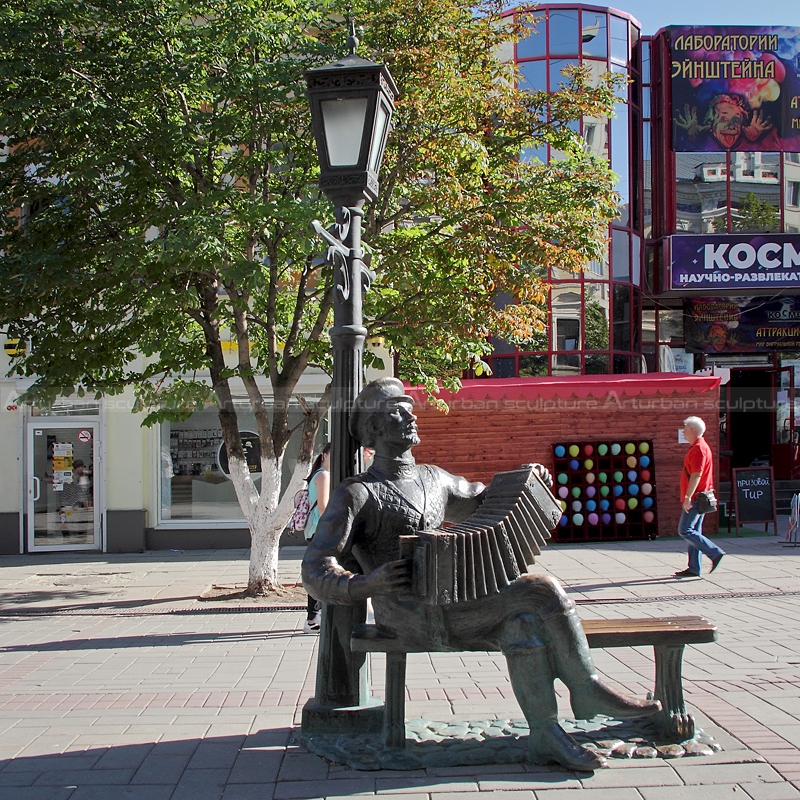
[670,26,800,152]
[685,295,800,352]
[671,233,800,290]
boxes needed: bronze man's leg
[503,613,606,771]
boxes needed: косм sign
[671,234,800,290]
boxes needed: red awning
[405,373,720,404]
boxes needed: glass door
[27,421,101,551]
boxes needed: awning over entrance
[406,373,721,404]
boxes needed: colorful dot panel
[552,440,657,542]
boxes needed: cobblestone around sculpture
[300,715,721,771]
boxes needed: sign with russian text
[732,467,776,535]
[669,26,800,152]
[685,295,800,352]
[671,233,800,290]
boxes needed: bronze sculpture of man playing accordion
[302,377,660,771]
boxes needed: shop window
[727,153,780,233]
[613,354,632,373]
[675,152,726,233]
[631,287,641,352]
[585,354,609,374]
[580,12,607,58]
[491,356,517,378]
[582,61,610,161]
[159,400,312,523]
[658,308,684,345]
[631,234,641,285]
[556,317,580,351]
[553,353,580,374]
[610,74,629,223]
[519,355,548,377]
[548,9,578,55]
[613,284,631,352]
[784,154,800,232]
[641,87,651,119]
[642,120,652,237]
[584,283,610,352]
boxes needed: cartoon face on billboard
[670,27,800,153]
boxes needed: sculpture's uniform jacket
[302,461,574,652]
[302,462,489,649]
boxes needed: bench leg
[653,644,695,741]
[383,652,407,748]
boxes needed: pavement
[0,519,799,799]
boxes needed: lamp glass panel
[321,97,369,166]
[369,101,390,173]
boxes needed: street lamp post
[302,29,397,732]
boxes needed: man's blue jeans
[678,502,725,574]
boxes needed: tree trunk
[226,449,310,594]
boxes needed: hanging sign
[685,295,800,352]
[671,234,800,291]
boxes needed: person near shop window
[674,416,725,578]
[303,443,331,634]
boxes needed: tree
[714,191,781,234]
[0,0,621,591]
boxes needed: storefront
[0,357,334,555]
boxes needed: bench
[351,615,717,747]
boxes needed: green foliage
[0,0,620,430]
[732,192,781,234]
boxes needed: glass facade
[487,4,643,378]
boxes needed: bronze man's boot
[503,617,606,772]
[542,607,661,722]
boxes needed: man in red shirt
[675,416,725,578]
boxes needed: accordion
[399,465,560,605]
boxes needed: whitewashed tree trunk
[227,450,311,593]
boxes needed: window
[159,400,317,523]
[517,16,546,59]
[518,60,547,92]
[581,12,607,58]
[549,9,578,55]
[610,15,628,64]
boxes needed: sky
[608,0,799,35]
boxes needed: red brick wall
[411,382,720,539]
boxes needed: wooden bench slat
[351,616,718,652]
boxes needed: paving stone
[739,783,800,800]
[671,761,785,784]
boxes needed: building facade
[494,4,800,480]
[3,5,799,555]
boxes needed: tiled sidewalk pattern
[0,526,798,798]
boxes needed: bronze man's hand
[523,463,553,489]
[351,559,411,600]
